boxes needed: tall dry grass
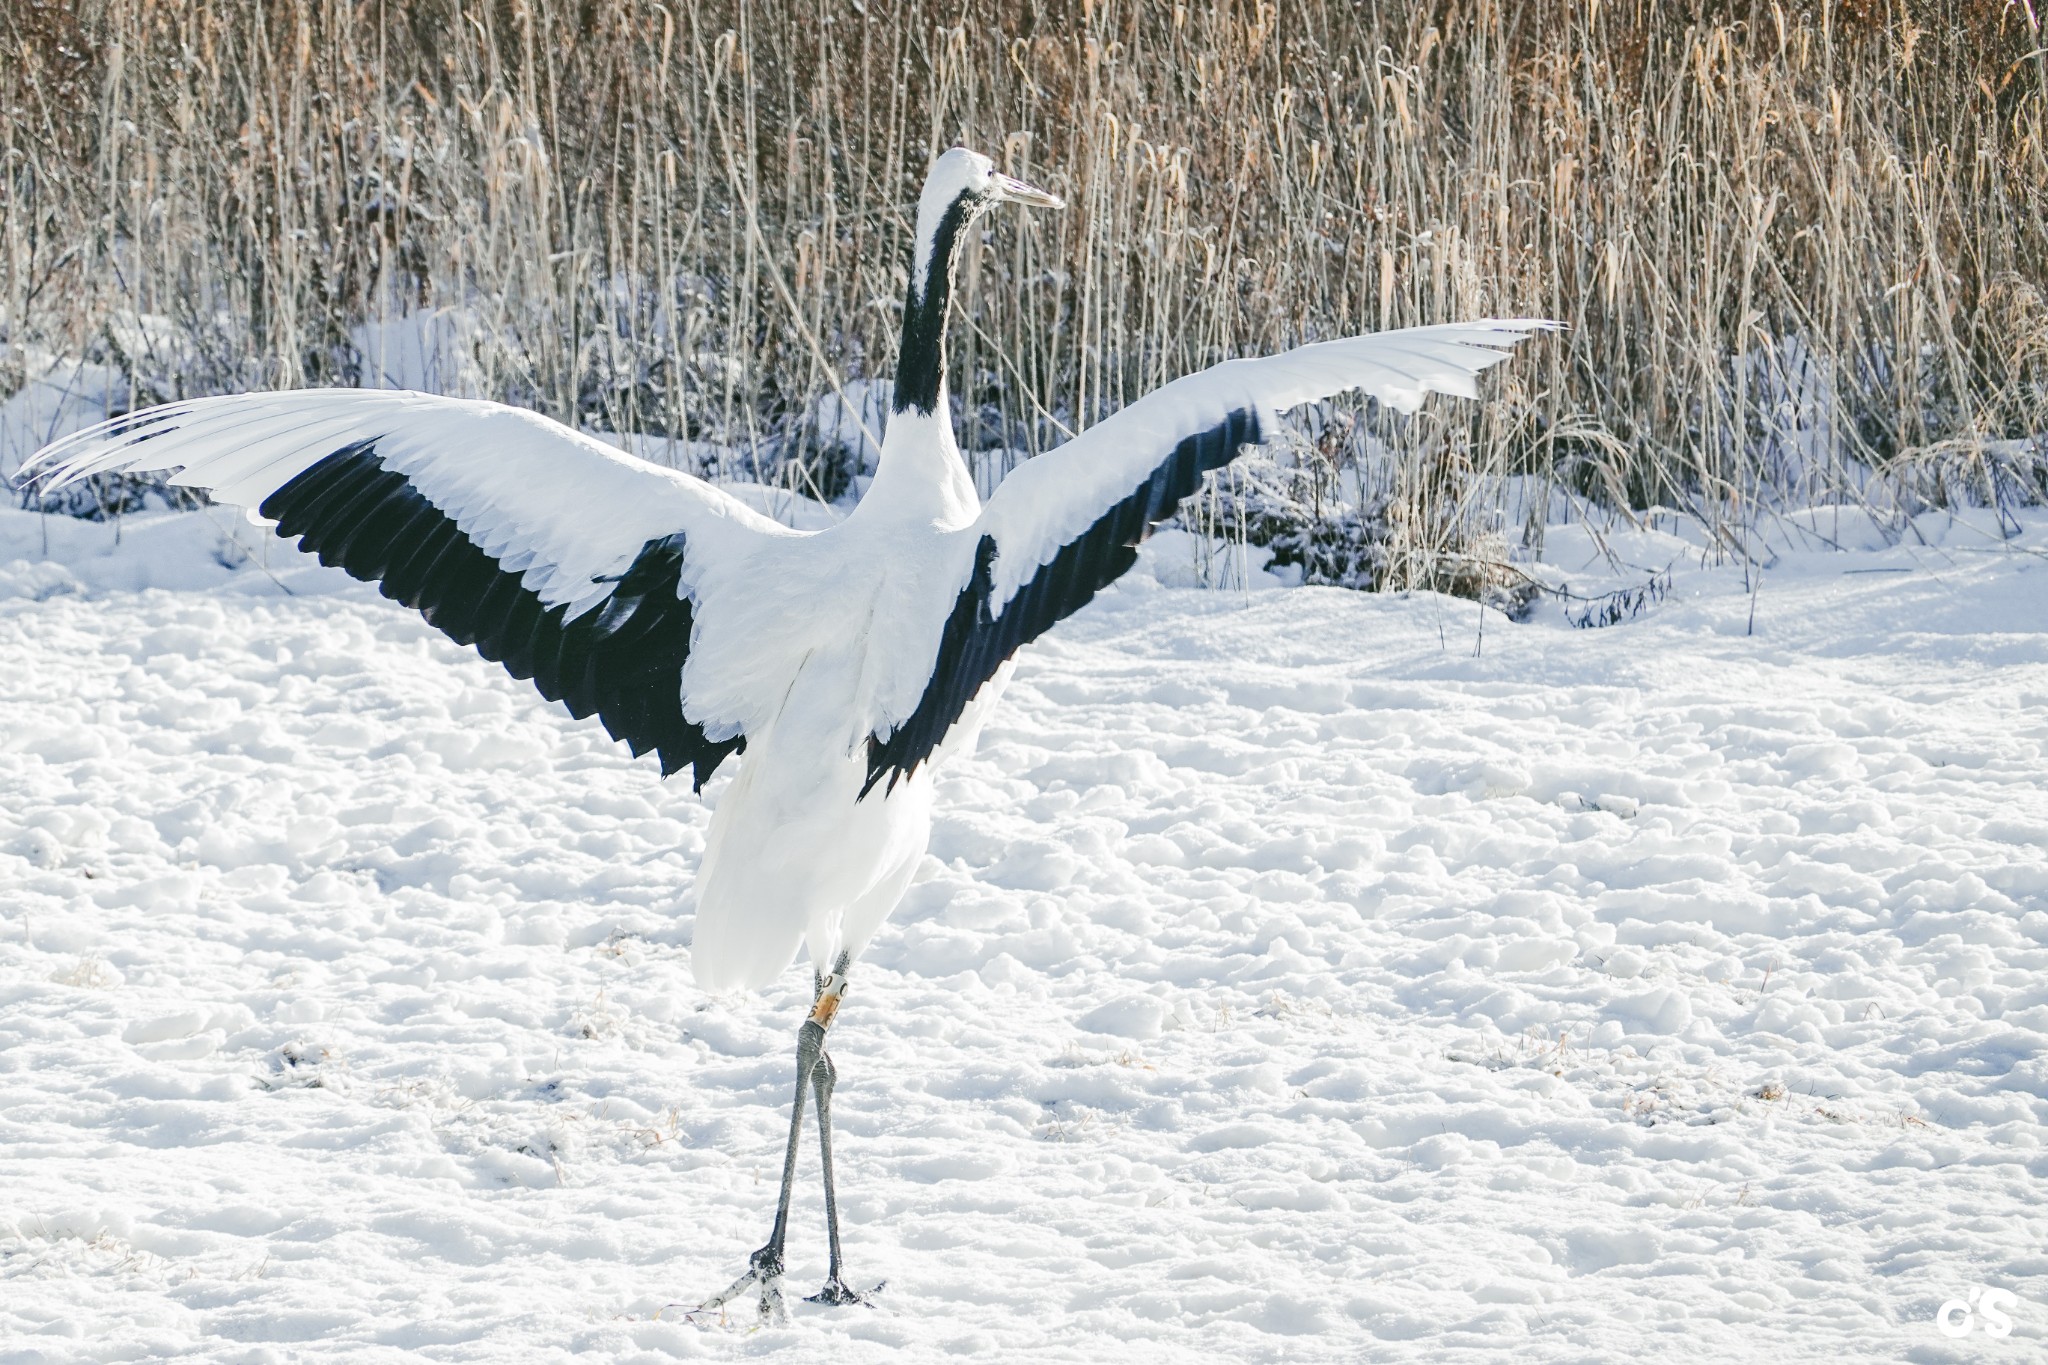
[3,0,2045,581]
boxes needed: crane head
[911,148,1061,299]
[924,146,1063,214]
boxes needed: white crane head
[910,148,1062,298]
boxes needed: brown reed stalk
[2,0,2043,574]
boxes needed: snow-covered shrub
[770,383,889,504]
[1191,427,1539,618]
[1880,436,2048,528]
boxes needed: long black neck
[893,198,974,417]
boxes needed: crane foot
[699,1246,788,1326]
[806,1276,884,1308]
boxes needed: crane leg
[804,1043,878,1305]
[698,1021,816,1324]
[699,960,873,1323]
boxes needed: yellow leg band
[809,972,848,1029]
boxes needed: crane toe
[805,1275,884,1308]
[699,1248,789,1325]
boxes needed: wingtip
[19,451,96,495]
[1475,317,1567,338]
[20,402,193,493]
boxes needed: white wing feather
[976,320,1554,612]
[24,388,796,622]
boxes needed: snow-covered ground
[2,501,2045,1363]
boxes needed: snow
[2,501,2046,1362]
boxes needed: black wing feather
[260,443,741,789]
[863,406,1260,796]
[269,442,375,538]
[379,514,464,605]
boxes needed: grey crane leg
[803,957,877,1305]
[701,964,860,1323]
[699,1018,824,1324]
[804,1045,877,1305]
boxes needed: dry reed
[3,0,2045,584]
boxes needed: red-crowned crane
[28,147,1551,1321]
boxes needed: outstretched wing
[864,320,1555,795]
[26,389,795,788]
